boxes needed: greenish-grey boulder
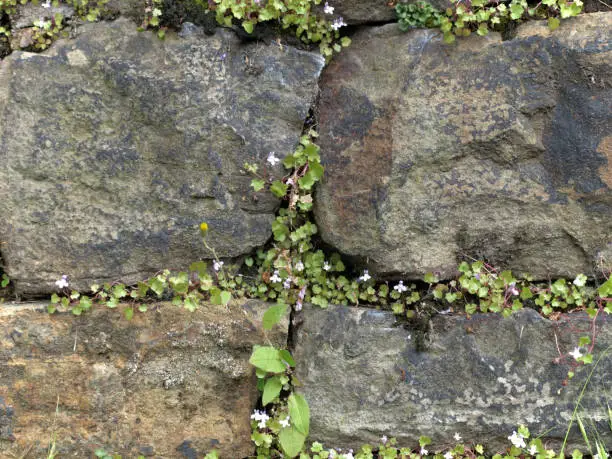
[315,14,612,280]
[293,304,612,453]
[0,18,324,295]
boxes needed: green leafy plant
[396,1,443,30]
[395,0,583,43]
[0,0,108,47]
[209,0,351,59]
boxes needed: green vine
[396,0,584,43]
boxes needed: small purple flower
[55,275,69,289]
[330,17,347,31]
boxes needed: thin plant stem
[559,344,612,457]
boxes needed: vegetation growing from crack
[0,0,351,58]
[41,126,612,456]
[396,0,584,43]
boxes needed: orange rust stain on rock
[598,136,612,188]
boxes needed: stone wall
[0,2,611,458]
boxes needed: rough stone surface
[0,300,288,457]
[315,14,612,280]
[293,304,612,453]
[0,18,324,295]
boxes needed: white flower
[323,261,331,271]
[279,416,290,428]
[329,451,337,459]
[267,151,280,166]
[454,433,462,442]
[330,17,347,31]
[323,2,335,14]
[42,0,51,8]
[270,270,282,283]
[358,270,371,282]
[341,453,354,459]
[295,261,304,272]
[420,447,428,456]
[283,278,292,289]
[250,409,270,429]
[528,444,538,456]
[394,281,408,293]
[36,18,47,29]
[55,275,69,289]
[444,452,453,459]
[508,431,526,448]
[381,435,388,444]
[573,273,587,287]
[152,8,162,17]
[213,260,224,271]
[569,347,583,360]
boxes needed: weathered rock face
[0,300,288,457]
[315,14,612,280]
[0,19,324,295]
[293,304,612,453]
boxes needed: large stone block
[293,304,612,453]
[315,14,612,280]
[0,300,287,457]
[0,18,324,295]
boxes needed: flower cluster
[251,409,270,429]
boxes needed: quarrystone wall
[0,300,288,458]
[314,13,612,281]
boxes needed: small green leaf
[263,303,288,330]
[288,393,310,436]
[548,16,560,30]
[270,180,289,198]
[249,346,286,373]
[242,21,254,33]
[189,261,208,278]
[251,178,266,192]
[149,277,165,297]
[262,376,283,405]
[279,349,296,367]
[424,272,439,284]
[124,308,134,320]
[419,436,432,447]
[278,427,306,458]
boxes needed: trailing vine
[396,0,584,43]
